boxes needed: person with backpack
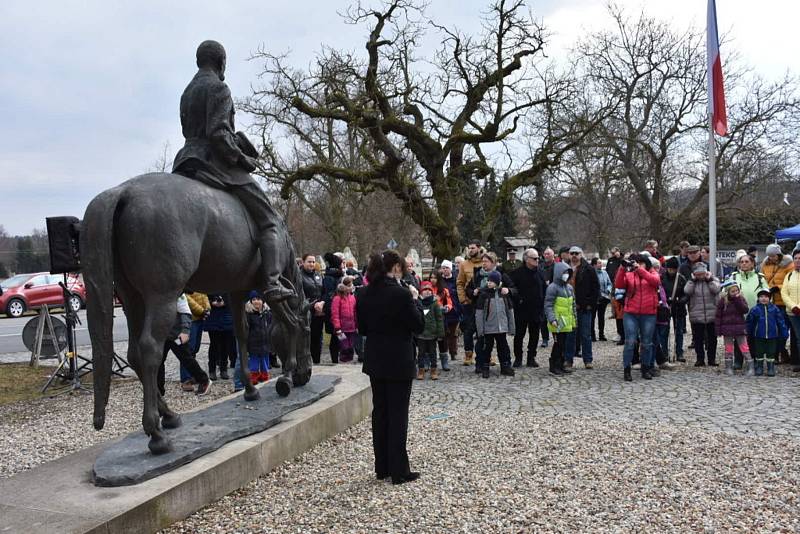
[245,290,272,384]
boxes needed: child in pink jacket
[331,276,358,362]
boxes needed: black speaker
[46,216,82,274]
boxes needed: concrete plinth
[0,365,371,534]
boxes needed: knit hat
[648,256,661,269]
[488,271,502,284]
[765,244,782,257]
[558,246,570,255]
[248,290,262,300]
[665,257,679,269]
[441,259,453,270]
[735,249,748,262]
[420,281,433,292]
[692,262,708,273]
[721,279,739,291]
[569,246,583,254]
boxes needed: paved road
[0,309,129,354]
[411,348,800,439]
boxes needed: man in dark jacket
[569,246,600,367]
[322,252,345,363]
[301,253,324,364]
[509,249,547,367]
[172,40,292,304]
[661,257,688,362]
[606,247,623,284]
[539,247,556,348]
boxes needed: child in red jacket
[331,276,358,362]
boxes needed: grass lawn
[0,363,58,406]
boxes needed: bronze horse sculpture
[81,172,312,455]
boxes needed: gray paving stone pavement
[410,339,800,440]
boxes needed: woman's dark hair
[366,250,406,282]
[429,268,447,295]
[302,253,316,262]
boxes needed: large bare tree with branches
[246,0,605,259]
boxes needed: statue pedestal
[0,366,371,534]
[93,374,340,487]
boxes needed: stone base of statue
[0,365,370,534]
[92,374,340,487]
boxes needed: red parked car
[0,272,86,318]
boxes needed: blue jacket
[746,303,789,340]
[596,269,612,300]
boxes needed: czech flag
[707,0,727,136]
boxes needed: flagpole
[708,115,717,277]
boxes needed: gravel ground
[164,410,799,534]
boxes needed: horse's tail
[81,185,125,431]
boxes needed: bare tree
[246,0,605,259]
[576,5,800,246]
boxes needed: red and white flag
[707,0,727,136]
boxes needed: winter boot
[640,365,653,380]
[526,356,540,368]
[549,357,564,376]
[250,371,261,385]
[500,366,515,377]
[259,370,271,382]
[512,355,523,368]
[463,351,474,366]
[440,353,451,371]
[560,359,574,374]
[430,368,440,380]
[766,359,776,377]
[416,368,425,380]
[724,359,734,376]
[754,358,764,376]
[744,359,754,377]
[624,366,633,382]
[481,367,490,379]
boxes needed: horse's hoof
[292,369,311,387]
[243,387,260,402]
[148,435,172,455]
[161,413,182,429]
[276,376,292,397]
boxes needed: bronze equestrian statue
[82,41,312,455]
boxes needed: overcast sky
[0,0,797,236]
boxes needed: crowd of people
[160,238,800,396]
[302,239,800,383]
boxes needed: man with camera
[615,253,661,381]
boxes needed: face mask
[561,273,570,282]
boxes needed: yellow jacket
[186,292,210,321]
[762,255,794,307]
[456,251,485,305]
[781,268,800,312]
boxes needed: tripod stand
[41,276,92,395]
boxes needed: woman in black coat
[356,250,425,485]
